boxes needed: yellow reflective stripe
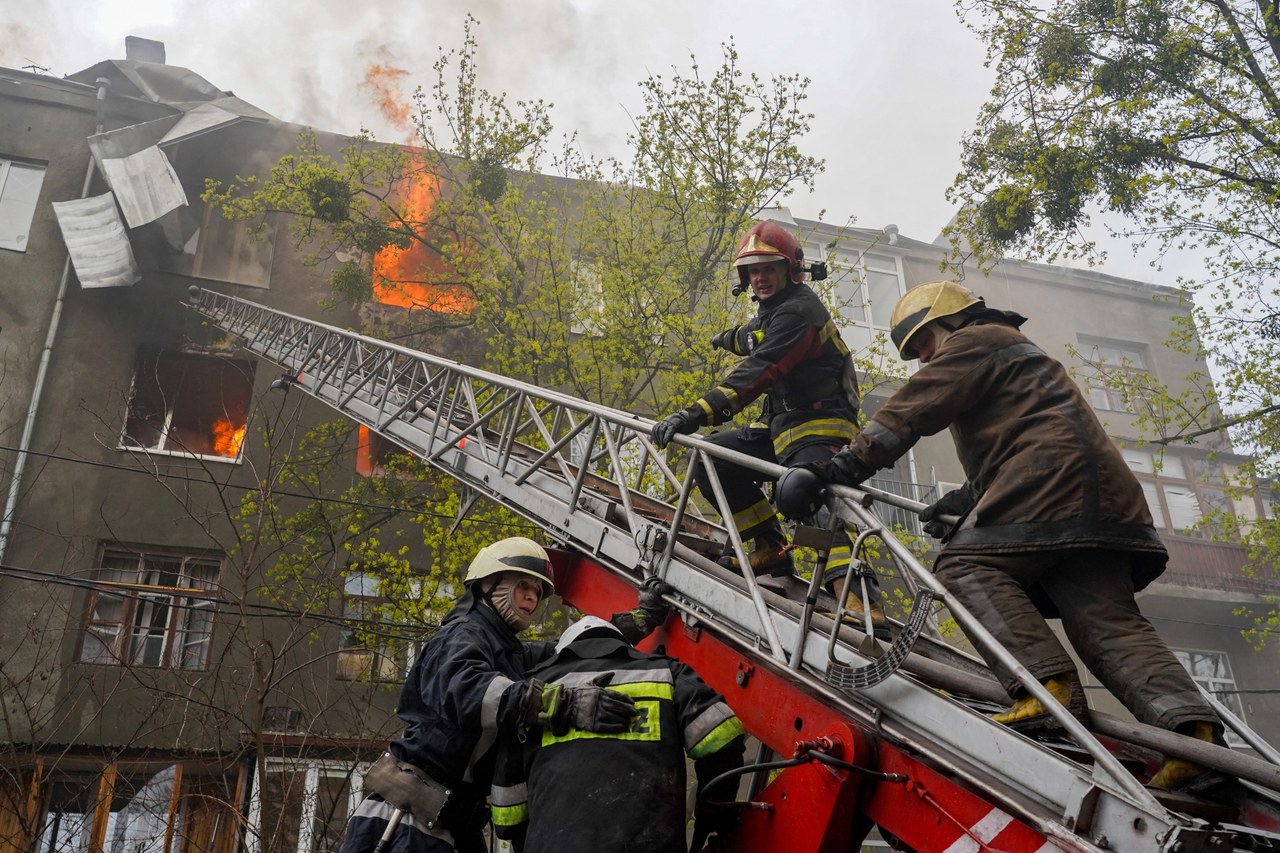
[541,699,663,747]
[820,319,850,355]
[717,385,740,406]
[490,803,528,827]
[826,543,852,573]
[752,329,765,346]
[733,498,777,532]
[695,398,714,420]
[608,681,674,700]
[689,715,746,760]
[772,418,858,455]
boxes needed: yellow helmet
[889,280,983,360]
[464,537,555,594]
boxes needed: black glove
[652,407,705,449]
[797,447,874,488]
[919,483,976,540]
[638,575,673,617]
[691,804,739,851]
[710,327,740,352]
[541,673,638,736]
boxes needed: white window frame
[339,571,422,682]
[119,350,255,463]
[0,157,46,252]
[1077,337,1153,413]
[245,759,369,853]
[1172,647,1247,747]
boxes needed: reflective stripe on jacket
[490,636,745,853]
[698,283,858,455]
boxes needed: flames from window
[362,63,474,315]
[211,419,246,458]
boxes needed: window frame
[119,349,256,463]
[337,571,421,682]
[1076,337,1155,414]
[245,759,367,853]
[1171,647,1248,748]
[1121,447,1239,540]
[78,545,223,670]
[0,156,47,252]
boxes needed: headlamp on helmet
[731,221,826,295]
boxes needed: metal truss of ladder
[190,288,1256,853]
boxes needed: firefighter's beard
[488,575,535,631]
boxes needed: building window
[1172,648,1247,747]
[1077,338,1154,413]
[121,350,256,461]
[337,571,412,682]
[79,547,221,669]
[354,425,418,478]
[247,761,363,853]
[0,157,46,252]
[157,195,275,288]
[1122,448,1238,539]
[827,251,905,356]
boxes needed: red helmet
[733,221,805,291]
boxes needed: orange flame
[372,160,473,314]
[212,419,246,458]
[361,63,413,139]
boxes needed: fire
[361,63,413,138]
[362,59,475,315]
[211,419,246,458]
[371,160,475,314]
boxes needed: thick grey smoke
[3,0,994,243]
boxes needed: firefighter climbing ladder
[189,289,1280,853]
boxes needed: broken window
[121,350,255,460]
[79,547,222,669]
[0,157,46,252]
[354,425,419,478]
[154,194,275,288]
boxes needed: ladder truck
[188,288,1280,853]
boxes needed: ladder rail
[191,288,1268,851]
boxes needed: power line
[0,442,534,531]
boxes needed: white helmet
[555,615,623,653]
[464,537,554,595]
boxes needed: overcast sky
[4,0,1175,282]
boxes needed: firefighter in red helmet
[652,221,884,634]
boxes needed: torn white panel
[51,192,140,289]
[100,145,187,228]
[158,102,242,144]
[88,115,179,168]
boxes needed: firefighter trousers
[935,548,1216,732]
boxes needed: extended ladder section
[189,289,1280,853]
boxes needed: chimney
[883,223,900,246]
[125,36,166,64]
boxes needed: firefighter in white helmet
[788,280,1223,792]
[491,615,746,852]
[652,221,885,636]
[339,537,671,853]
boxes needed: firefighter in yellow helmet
[339,537,671,853]
[788,280,1224,792]
[652,221,884,636]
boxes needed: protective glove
[919,483,976,540]
[540,673,638,736]
[691,804,740,852]
[652,407,705,449]
[796,446,874,488]
[710,326,741,353]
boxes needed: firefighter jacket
[847,320,1168,589]
[699,282,859,456]
[389,593,554,817]
[490,635,746,853]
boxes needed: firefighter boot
[718,536,795,578]
[1149,722,1226,792]
[839,591,890,641]
[990,674,1088,734]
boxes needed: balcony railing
[1159,535,1280,595]
[863,477,939,538]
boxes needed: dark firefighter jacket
[389,594,553,814]
[846,320,1168,589]
[490,635,746,853]
[386,593,661,822]
[698,282,859,456]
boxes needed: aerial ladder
[188,288,1280,853]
